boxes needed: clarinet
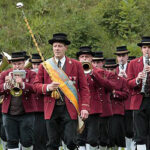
[140,53,149,95]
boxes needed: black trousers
[2,113,34,149]
[33,112,47,150]
[99,116,111,147]
[109,115,126,147]
[46,105,77,150]
[133,98,150,145]
[76,114,99,147]
[124,110,134,138]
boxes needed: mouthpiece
[16,2,24,8]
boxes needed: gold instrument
[82,62,93,74]
[24,58,32,69]
[0,52,11,72]
[8,70,26,97]
[16,2,84,133]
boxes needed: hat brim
[30,59,42,63]
[76,51,95,58]
[48,39,71,45]
[10,57,25,62]
[137,42,150,47]
[92,57,105,61]
[103,64,118,68]
[114,51,130,55]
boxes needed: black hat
[22,51,30,60]
[92,51,105,61]
[76,46,95,58]
[48,33,71,45]
[30,53,42,63]
[137,36,150,47]
[128,56,136,62]
[103,58,118,68]
[114,46,130,55]
[10,52,26,62]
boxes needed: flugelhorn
[8,70,26,97]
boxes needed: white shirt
[54,56,66,69]
[119,62,127,72]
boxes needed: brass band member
[0,54,7,150]
[114,46,135,150]
[104,58,128,149]
[92,51,105,69]
[0,52,36,150]
[76,46,113,150]
[30,54,47,150]
[128,36,150,150]
[34,33,90,150]
[92,52,113,149]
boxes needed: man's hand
[5,75,12,83]
[144,65,150,73]
[15,76,23,87]
[80,110,89,120]
[47,82,60,91]
[136,71,146,84]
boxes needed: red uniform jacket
[100,70,114,117]
[32,94,44,112]
[116,64,132,110]
[87,67,113,115]
[32,72,44,112]
[34,57,90,120]
[127,57,144,110]
[107,72,128,115]
[0,68,36,113]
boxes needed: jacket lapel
[137,56,144,73]
[65,57,73,76]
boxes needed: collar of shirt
[119,62,127,72]
[54,56,66,68]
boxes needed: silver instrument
[141,53,149,95]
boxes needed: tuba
[82,62,93,74]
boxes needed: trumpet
[7,70,26,97]
[82,62,93,74]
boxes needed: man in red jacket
[30,54,47,150]
[34,33,90,150]
[92,51,105,69]
[104,58,129,149]
[76,47,113,150]
[92,52,113,150]
[115,46,135,150]
[128,36,150,150]
[0,52,36,150]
